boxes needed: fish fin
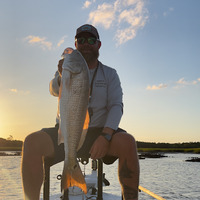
[77,129,87,151]
[61,160,87,194]
[76,110,90,150]
[83,110,90,130]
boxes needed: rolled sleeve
[104,70,123,130]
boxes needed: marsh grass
[1,146,199,154]
[0,146,22,151]
[138,148,200,153]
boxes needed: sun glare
[0,111,10,139]
[0,117,5,139]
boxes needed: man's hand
[58,59,64,76]
[58,47,73,76]
[89,135,110,160]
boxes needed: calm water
[0,153,199,199]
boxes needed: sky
[0,0,199,143]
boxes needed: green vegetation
[0,137,23,151]
[137,141,200,153]
[0,137,199,153]
[138,148,200,153]
[137,141,200,148]
[0,146,22,151]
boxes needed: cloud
[82,0,96,9]
[24,35,52,50]
[173,77,200,89]
[163,7,174,17]
[176,77,187,85]
[147,78,200,91]
[176,77,199,86]
[9,88,30,95]
[10,88,18,93]
[146,83,167,91]
[57,35,67,47]
[87,0,148,45]
[83,0,93,9]
[24,35,68,50]
[89,3,115,29]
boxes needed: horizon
[0,0,200,143]
[1,136,200,145]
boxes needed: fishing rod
[139,185,166,200]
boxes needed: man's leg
[107,132,139,200]
[21,131,55,200]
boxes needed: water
[139,153,200,199]
[0,153,200,199]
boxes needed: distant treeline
[137,141,200,149]
[0,137,199,150]
[0,138,23,148]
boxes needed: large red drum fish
[58,48,90,194]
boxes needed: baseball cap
[75,24,100,39]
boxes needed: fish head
[62,49,88,74]
[61,47,74,58]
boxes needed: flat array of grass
[138,148,200,153]
[0,146,22,151]
[1,146,200,154]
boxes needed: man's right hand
[58,59,64,76]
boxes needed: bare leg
[21,131,54,200]
[108,133,139,200]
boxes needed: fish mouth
[62,47,74,57]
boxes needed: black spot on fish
[73,164,77,169]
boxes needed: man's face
[75,32,101,64]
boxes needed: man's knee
[110,132,137,156]
[23,131,54,157]
[122,133,137,151]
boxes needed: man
[21,24,139,200]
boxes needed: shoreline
[0,151,21,156]
[0,147,200,155]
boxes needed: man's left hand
[58,59,64,76]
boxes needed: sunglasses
[75,37,99,45]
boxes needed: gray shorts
[42,124,126,166]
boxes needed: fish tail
[61,160,87,194]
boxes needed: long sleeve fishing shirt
[49,61,123,131]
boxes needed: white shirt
[49,61,123,130]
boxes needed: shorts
[41,124,126,166]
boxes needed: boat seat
[43,157,104,200]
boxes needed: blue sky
[0,0,199,143]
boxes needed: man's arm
[90,69,123,160]
[104,69,123,132]
[49,59,64,97]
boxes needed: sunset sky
[0,0,199,143]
